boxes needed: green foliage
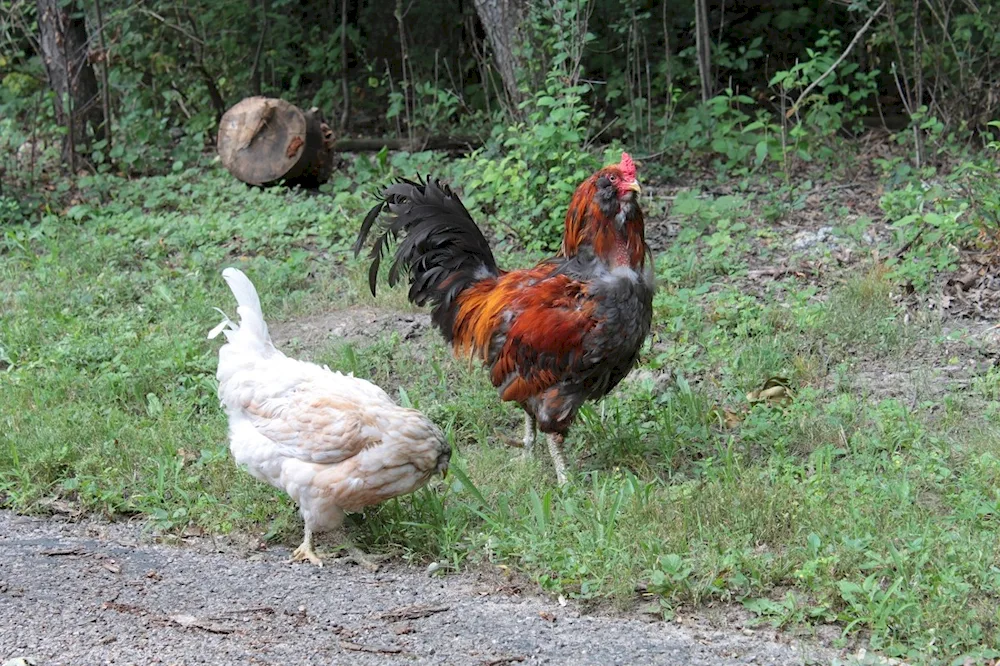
[769,30,880,138]
[6,160,1000,660]
[462,75,598,250]
[879,181,968,290]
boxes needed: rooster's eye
[608,174,618,183]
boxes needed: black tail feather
[354,177,500,339]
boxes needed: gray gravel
[0,512,843,665]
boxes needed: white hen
[209,267,451,567]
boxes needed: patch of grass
[3,165,1000,664]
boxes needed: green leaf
[754,141,768,165]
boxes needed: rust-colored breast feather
[490,275,597,403]
[450,266,553,360]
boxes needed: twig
[339,641,405,654]
[136,8,205,45]
[788,1,887,117]
[40,546,87,556]
[893,227,925,259]
[208,606,275,619]
[378,604,450,622]
[481,656,526,666]
[747,266,817,279]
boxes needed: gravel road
[0,511,842,665]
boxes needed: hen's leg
[291,526,323,567]
[546,433,569,485]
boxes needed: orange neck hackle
[559,152,646,268]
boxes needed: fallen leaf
[38,498,83,516]
[538,611,556,623]
[722,408,743,428]
[175,448,198,464]
[746,376,794,406]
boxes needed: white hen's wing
[221,354,395,465]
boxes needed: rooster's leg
[522,413,537,453]
[546,433,569,485]
[291,526,324,567]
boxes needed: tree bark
[338,0,350,132]
[472,0,527,115]
[36,0,105,168]
[694,0,712,102]
[94,0,111,155]
[249,0,267,96]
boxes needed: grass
[3,158,1000,664]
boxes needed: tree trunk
[338,0,350,132]
[472,0,527,115]
[36,0,105,169]
[694,0,712,102]
[249,0,268,96]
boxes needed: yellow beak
[626,181,642,194]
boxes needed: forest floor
[3,151,1000,664]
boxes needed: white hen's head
[435,439,452,478]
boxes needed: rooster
[209,267,451,568]
[353,153,653,484]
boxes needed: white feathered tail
[208,267,278,359]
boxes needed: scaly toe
[291,545,323,567]
[346,547,389,572]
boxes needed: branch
[136,8,206,46]
[248,0,268,96]
[788,1,887,117]
[331,135,481,154]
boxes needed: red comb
[619,152,636,180]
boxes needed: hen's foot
[291,542,323,567]
[338,546,388,572]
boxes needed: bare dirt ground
[270,308,430,355]
[0,512,852,666]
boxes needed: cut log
[216,96,335,188]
